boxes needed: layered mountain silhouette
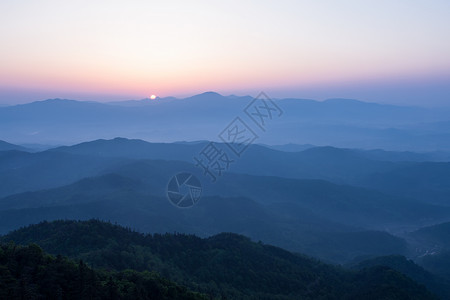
[2,92,450,150]
[3,137,450,207]
[0,140,29,152]
[1,129,449,297]
[1,138,450,265]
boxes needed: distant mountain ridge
[2,137,450,204]
[2,92,450,150]
[0,140,29,152]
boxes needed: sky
[0,0,449,106]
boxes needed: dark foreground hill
[0,243,207,300]
[0,219,438,299]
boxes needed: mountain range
[1,92,450,298]
[2,92,450,150]
[1,137,450,267]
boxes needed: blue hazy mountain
[2,155,450,263]
[262,143,316,152]
[409,222,450,250]
[49,138,396,184]
[3,159,447,231]
[0,140,29,152]
[0,172,410,264]
[2,92,450,150]
[3,138,450,208]
[361,162,450,205]
[49,138,450,206]
[0,148,124,197]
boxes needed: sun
[150,94,157,100]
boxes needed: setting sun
[150,95,156,100]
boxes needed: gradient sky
[1,0,449,106]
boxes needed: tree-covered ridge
[0,243,207,299]
[350,255,450,299]
[1,219,438,299]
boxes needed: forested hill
[1,219,437,299]
[0,243,207,299]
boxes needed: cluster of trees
[0,242,207,299]
[0,220,438,299]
